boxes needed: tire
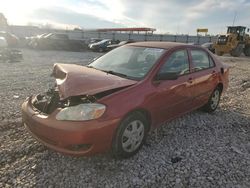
[98,48,104,52]
[215,50,224,56]
[112,112,149,158]
[243,45,250,56]
[230,44,243,57]
[202,87,221,113]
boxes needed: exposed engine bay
[32,86,127,115]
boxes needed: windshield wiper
[87,66,128,78]
[102,70,128,78]
[86,65,99,70]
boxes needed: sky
[0,0,250,35]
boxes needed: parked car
[107,40,135,51]
[29,33,86,51]
[18,33,48,48]
[28,33,49,42]
[87,38,102,45]
[202,42,215,53]
[0,31,19,47]
[89,39,117,52]
[22,42,229,158]
[0,37,22,62]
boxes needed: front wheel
[230,44,243,57]
[112,112,149,158]
[202,87,221,112]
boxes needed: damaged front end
[31,85,129,121]
[32,87,97,115]
[30,63,137,121]
[32,86,105,121]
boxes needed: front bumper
[21,97,120,156]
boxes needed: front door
[149,49,194,126]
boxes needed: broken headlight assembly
[56,103,106,121]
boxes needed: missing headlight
[32,88,60,114]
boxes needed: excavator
[213,26,250,57]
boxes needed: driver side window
[159,50,190,75]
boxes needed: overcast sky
[0,0,250,34]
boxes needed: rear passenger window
[191,50,213,71]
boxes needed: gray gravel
[0,49,250,188]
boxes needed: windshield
[227,27,246,34]
[89,46,165,80]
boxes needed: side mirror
[156,72,179,81]
[247,28,250,32]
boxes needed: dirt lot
[0,49,250,188]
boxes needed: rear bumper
[21,97,119,156]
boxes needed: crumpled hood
[52,63,137,100]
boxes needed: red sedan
[22,42,229,158]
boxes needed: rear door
[188,48,219,108]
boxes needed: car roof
[127,41,192,50]
[97,39,111,43]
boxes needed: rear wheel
[202,87,221,113]
[112,112,149,158]
[215,50,224,56]
[230,44,243,57]
[243,45,250,56]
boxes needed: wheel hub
[121,120,145,153]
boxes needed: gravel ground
[0,49,250,188]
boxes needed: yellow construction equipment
[213,26,250,57]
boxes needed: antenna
[232,11,237,26]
